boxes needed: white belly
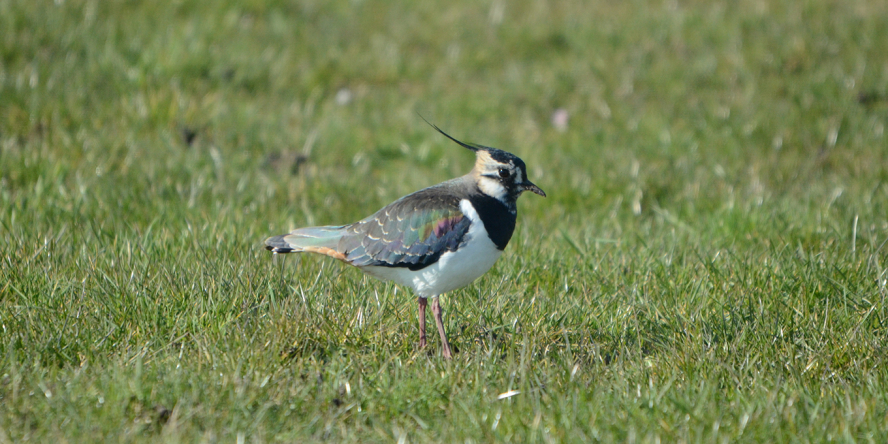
[361,199,503,297]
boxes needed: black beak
[520,181,546,197]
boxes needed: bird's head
[424,120,546,203]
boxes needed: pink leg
[418,297,427,349]
[431,297,453,359]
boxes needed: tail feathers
[265,225,349,261]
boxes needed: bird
[265,121,545,359]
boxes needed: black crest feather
[419,115,486,152]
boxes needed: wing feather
[341,187,471,270]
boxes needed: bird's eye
[498,169,510,179]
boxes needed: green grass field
[2,0,888,441]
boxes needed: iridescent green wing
[341,189,471,270]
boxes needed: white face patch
[474,151,496,169]
[478,176,507,200]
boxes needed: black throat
[467,193,517,250]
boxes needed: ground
[1,0,887,442]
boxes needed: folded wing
[341,190,471,270]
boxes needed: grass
[2,0,887,441]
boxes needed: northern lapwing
[266,122,545,358]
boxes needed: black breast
[467,194,516,250]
